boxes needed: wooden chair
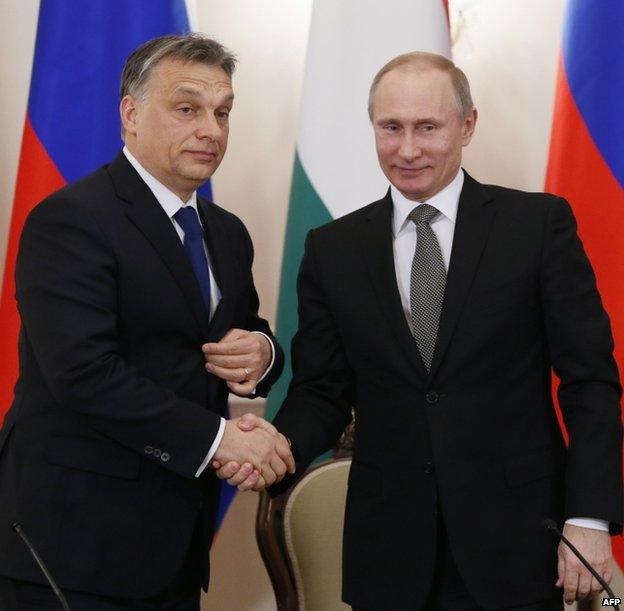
[256,420,354,611]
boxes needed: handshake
[212,413,295,491]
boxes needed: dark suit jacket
[0,151,283,598]
[272,171,622,610]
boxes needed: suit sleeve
[271,230,354,487]
[540,197,623,533]
[16,196,221,480]
[237,219,284,396]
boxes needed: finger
[203,336,255,357]
[269,455,287,482]
[214,461,239,480]
[211,460,222,469]
[563,567,579,605]
[556,550,565,588]
[237,469,260,491]
[206,363,249,382]
[576,570,591,600]
[252,474,267,492]
[204,353,259,369]
[590,575,603,594]
[260,466,277,487]
[276,435,296,473]
[225,462,255,487]
[227,379,258,396]
[603,568,613,584]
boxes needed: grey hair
[368,51,473,120]
[120,33,237,101]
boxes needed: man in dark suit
[0,34,293,610]
[220,52,622,610]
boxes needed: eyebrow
[172,87,234,104]
[376,116,440,125]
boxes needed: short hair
[368,51,473,120]
[120,33,237,101]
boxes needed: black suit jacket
[272,172,622,610]
[0,151,283,598]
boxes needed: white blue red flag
[0,0,234,529]
[545,0,624,569]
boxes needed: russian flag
[0,0,233,529]
[545,0,624,568]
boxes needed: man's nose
[398,134,422,160]
[196,112,221,141]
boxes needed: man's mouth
[396,166,429,174]
[186,150,217,161]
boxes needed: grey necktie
[409,204,447,370]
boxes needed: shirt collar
[123,146,198,216]
[391,168,464,237]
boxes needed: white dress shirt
[389,168,607,533]
[123,147,275,477]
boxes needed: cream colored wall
[0,0,39,279]
[452,0,565,190]
[196,1,313,329]
[1,2,621,610]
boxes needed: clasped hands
[212,413,294,491]
[203,328,294,490]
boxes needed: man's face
[372,67,476,201]
[121,58,234,200]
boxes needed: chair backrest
[256,457,353,611]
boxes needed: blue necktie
[173,206,212,312]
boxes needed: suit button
[144,445,153,455]
[426,392,439,404]
[424,461,434,474]
[161,452,170,463]
[153,448,162,458]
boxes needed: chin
[398,181,431,198]
[184,168,215,182]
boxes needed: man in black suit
[220,52,622,610]
[0,34,293,610]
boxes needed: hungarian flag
[545,0,624,568]
[266,0,451,421]
[0,0,236,528]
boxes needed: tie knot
[409,203,440,226]
[174,206,203,238]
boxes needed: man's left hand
[202,329,271,396]
[556,523,613,604]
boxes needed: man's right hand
[212,414,294,491]
[212,415,295,489]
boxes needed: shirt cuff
[565,517,609,532]
[250,331,275,395]
[195,417,226,477]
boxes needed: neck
[124,143,195,202]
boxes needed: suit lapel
[428,172,496,380]
[108,152,210,339]
[362,192,429,378]
[196,198,237,342]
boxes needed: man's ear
[462,107,478,147]
[120,95,139,136]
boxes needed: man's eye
[178,106,194,115]
[217,110,230,119]
[421,124,436,132]
[384,124,398,132]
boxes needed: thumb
[237,413,260,431]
